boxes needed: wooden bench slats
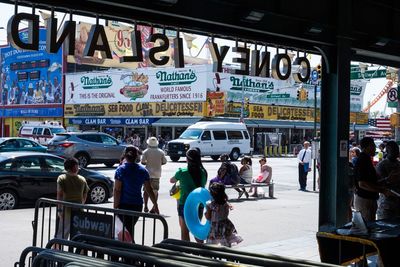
[225,183,274,198]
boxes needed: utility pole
[240,75,245,123]
[396,83,400,142]
[313,83,317,191]
[311,67,320,191]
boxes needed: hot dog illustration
[120,72,149,100]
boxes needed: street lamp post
[240,75,245,123]
[310,66,319,192]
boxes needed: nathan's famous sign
[7,13,311,82]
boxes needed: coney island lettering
[7,13,311,81]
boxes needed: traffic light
[244,97,250,109]
[297,90,300,100]
[317,64,322,79]
[306,91,309,100]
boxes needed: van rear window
[52,134,71,142]
[227,131,243,140]
[213,131,226,140]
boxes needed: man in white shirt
[297,141,312,191]
[141,136,167,213]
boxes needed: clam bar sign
[7,13,311,81]
[70,210,113,239]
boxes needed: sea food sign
[7,13,311,81]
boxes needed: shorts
[150,178,160,191]
[143,178,160,191]
[177,204,204,219]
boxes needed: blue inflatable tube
[184,187,211,240]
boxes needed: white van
[167,122,251,162]
[18,121,66,145]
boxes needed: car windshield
[178,129,202,140]
[0,138,4,143]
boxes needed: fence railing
[32,198,168,248]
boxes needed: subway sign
[7,13,311,82]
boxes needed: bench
[225,182,274,199]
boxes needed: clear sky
[0,2,393,116]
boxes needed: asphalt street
[0,156,321,266]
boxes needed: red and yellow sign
[206,92,225,116]
[65,102,206,117]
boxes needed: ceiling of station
[6,0,400,65]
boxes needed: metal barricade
[156,239,339,267]
[32,198,168,249]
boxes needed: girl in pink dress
[205,182,243,247]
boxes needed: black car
[0,152,114,210]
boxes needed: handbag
[169,181,180,197]
[256,170,269,183]
[114,216,133,243]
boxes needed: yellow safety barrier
[273,146,278,157]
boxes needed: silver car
[47,132,126,168]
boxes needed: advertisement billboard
[207,72,367,112]
[0,28,63,106]
[65,65,207,104]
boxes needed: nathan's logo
[73,104,106,116]
[350,85,363,96]
[81,75,113,89]
[230,76,274,93]
[156,69,197,86]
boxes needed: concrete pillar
[318,43,351,231]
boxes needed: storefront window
[126,127,146,148]
[160,127,172,142]
[102,126,124,140]
[79,125,100,132]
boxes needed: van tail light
[59,143,74,148]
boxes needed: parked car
[0,137,47,153]
[47,132,126,168]
[0,152,114,210]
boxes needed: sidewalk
[241,235,320,262]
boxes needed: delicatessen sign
[64,102,205,117]
[65,65,206,104]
